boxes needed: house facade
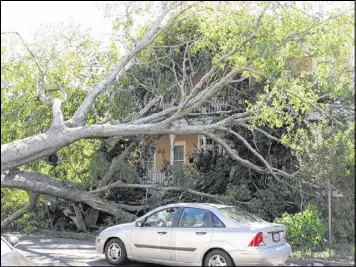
[140,55,317,185]
[141,133,225,185]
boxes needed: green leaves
[275,203,326,251]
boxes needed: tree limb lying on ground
[1,1,353,231]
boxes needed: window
[143,154,154,170]
[142,208,179,228]
[219,206,264,224]
[200,137,213,146]
[212,214,225,228]
[178,208,211,228]
[199,137,213,152]
[142,142,156,170]
[174,145,185,167]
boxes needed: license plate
[272,232,280,242]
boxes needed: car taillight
[248,232,265,246]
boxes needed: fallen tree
[1,1,354,231]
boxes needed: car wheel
[204,249,234,266]
[105,238,128,265]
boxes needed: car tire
[104,238,128,265]
[204,249,234,266]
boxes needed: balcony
[141,170,167,185]
[200,97,229,114]
[160,97,230,115]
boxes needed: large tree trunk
[1,123,218,172]
[1,191,39,233]
[1,169,137,221]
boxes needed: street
[16,235,159,266]
[15,235,302,266]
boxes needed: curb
[287,257,355,266]
[10,229,97,242]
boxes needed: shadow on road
[16,235,162,266]
[87,259,161,266]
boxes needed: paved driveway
[16,235,159,266]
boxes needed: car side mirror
[7,236,20,247]
[135,221,143,227]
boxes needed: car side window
[142,208,178,228]
[178,208,211,228]
[212,213,225,228]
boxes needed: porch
[141,170,166,184]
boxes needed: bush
[274,203,326,253]
[330,198,355,244]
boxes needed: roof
[159,202,231,211]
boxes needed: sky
[1,1,114,43]
[2,1,352,40]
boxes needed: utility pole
[328,183,332,255]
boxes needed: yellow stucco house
[141,55,316,185]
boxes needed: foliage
[1,1,354,241]
[275,203,327,253]
[296,123,355,244]
[1,188,28,221]
[172,165,200,188]
[330,200,355,244]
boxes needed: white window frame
[174,141,186,165]
[143,143,157,171]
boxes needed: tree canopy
[1,1,354,235]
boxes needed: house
[140,133,225,185]
[140,54,317,185]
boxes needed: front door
[169,207,213,264]
[130,207,179,261]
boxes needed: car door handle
[157,231,167,234]
[196,231,207,235]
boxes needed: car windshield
[219,206,264,223]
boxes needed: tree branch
[65,2,192,128]
[0,170,139,217]
[91,182,238,205]
[1,191,39,232]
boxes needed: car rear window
[219,206,264,223]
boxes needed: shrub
[274,203,326,252]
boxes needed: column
[170,134,175,166]
[169,134,176,186]
[202,135,207,152]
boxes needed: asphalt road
[14,235,302,266]
[16,235,160,266]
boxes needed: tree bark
[64,203,87,232]
[1,191,39,232]
[0,123,220,172]
[1,169,137,220]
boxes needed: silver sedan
[96,203,291,266]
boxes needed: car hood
[101,222,134,235]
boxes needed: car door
[169,207,213,264]
[130,207,179,261]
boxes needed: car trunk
[245,222,287,248]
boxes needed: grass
[291,243,355,263]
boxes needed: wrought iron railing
[160,97,229,115]
[141,170,167,185]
